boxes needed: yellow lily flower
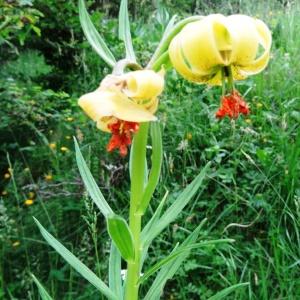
[79,70,164,131]
[78,69,164,156]
[169,14,272,85]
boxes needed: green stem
[125,122,149,300]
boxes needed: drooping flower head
[78,70,164,156]
[169,14,272,118]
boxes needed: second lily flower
[79,70,164,156]
[169,14,272,119]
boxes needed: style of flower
[169,14,271,119]
[79,70,164,155]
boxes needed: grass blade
[109,242,123,300]
[139,238,233,285]
[141,163,210,247]
[74,138,114,217]
[118,0,136,61]
[31,274,53,300]
[144,221,205,300]
[34,217,118,300]
[79,0,116,67]
[207,282,250,300]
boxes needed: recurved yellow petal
[169,34,217,83]
[227,15,259,66]
[78,89,115,122]
[78,88,156,131]
[239,18,272,76]
[124,70,164,100]
[177,15,230,73]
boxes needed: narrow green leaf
[34,217,118,300]
[144,222,204,300]
[140,238,233,285]
[139,122,163,213]
[141,191,169,265]
[107,214,135,261]
[109,242,123,299]
[79,0,116,67]
[31,274,53,300]
[207,282,249,300]
[118,0,136,61]
[74,138,114,217]
[141,163,210,247]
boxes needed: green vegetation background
[0,0,299,299]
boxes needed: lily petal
[123,70,165,100]
[238,18,272,76]
[78,89,157,125]
[227,15,259,66]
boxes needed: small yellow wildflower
[12,241,20,247]
[65,135,71,140]
[60,146,69,152]
[67,117,74,122]
[245,118,252,124]
[24,199,34,206]
[4,173,10,179]
[45,174,53,181]
[49,143,56,150]
[256,102,263,108]
[28,192,35,199]
[1,190,8,196]
[186,132,192,140]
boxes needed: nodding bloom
[79,70,164,156]
[169,14,271,118]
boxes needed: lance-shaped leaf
[207,282,249,300]
[141,163,210,247]
[138,122,163,214]
[109,242,123,299]
[107,214,135,262]
[31,274,53,300]
[139,237,234,285]
[34,218,118,300]
[143,222,204,300]
[79,0,116,67]
[118,0,136,61]
[74,138,114,217]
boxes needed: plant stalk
[125,122,149,300]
